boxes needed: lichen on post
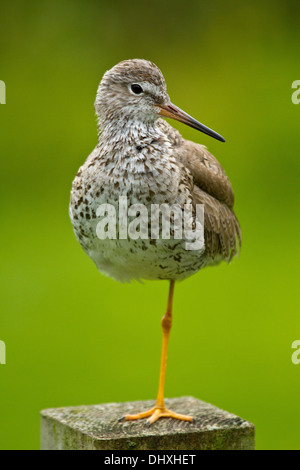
[41,397,255,450]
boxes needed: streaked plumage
[156,118,241,262]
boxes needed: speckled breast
[70,141,205,282]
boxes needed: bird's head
[95,59,225,142]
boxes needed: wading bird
[70,59,241,425]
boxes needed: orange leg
[121,281,193,425]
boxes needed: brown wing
[176,139,235,209]
[157,119,241,263]
[193,185,241,263]
[157,118,234,208]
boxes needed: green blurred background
[0,0,299,450]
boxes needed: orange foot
[119,406,194,425]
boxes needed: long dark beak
[158,102,225,143]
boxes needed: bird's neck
[97,116,161,149]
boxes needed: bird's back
[157,119,241,265]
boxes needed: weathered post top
[41,397,255,450]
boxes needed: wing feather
[157,118,241,263]
[193,185,241,262]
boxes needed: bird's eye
[131,84,143,95]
